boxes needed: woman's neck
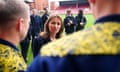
[50,33,56,41]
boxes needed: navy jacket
[42,13,49,26]
[32,36,51,58]
[64,15,76,34]
[75,15,87,31]
[30,15,43,38]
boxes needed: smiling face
[48,17,62,35]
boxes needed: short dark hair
[43,7,48,10]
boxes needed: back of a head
[89,0,120,19]
[0,0,30,27]
[78,9,83,15]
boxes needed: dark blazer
[20,26,31,62]
[64,15,76,34]
[75,15,87,31]
[32,36,51,58]
[30,15,43,38]
[42,13,49,27]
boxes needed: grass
[19,14,95,65]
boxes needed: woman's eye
[57,23,60,25]
[51,22,61,25]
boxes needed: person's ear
[88,0,96,4]
[16,18,24,32]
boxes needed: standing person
[32,15,64,58]
[42,7,49,31]
[20,2,32,63]
[0,0,30,72]
[30,8,43,39]
[20,27,31,62]
[64,9,76,34]
[75,9,87,31]
[27,0,120,72]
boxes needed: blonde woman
[32,15,64,58]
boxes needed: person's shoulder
[40,22,120,57]
[75,15,78,18]
[30,14,33,17]
[40,25,96,57]
[0,44,27,71]
[34,35,45,42]
[0,44,12,52]
[83,16,86,18]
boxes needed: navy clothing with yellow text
[27,15,120,72]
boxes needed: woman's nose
[54,24,58,28]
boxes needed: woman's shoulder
[33,36,44,44]
[34,36,45,41]
[35,35,50,42]
[33,36,48,46]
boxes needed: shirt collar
[95,14,120,24]
[0,39,19,51]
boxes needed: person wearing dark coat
[64,9,76,34]
[30,8,43,39]
[32,36,50,58]
[75,9,87,31]
[32,15,64,58]
[20,26,31,62]
[42,7,49,30]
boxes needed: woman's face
[48,17,62,34]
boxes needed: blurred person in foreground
[0,0,30,72]
[27,0,120,72]
[32,15,64,58]
[75,9,87,31]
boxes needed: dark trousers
[31,38,40,58]
[20,39,30,62]
[31,32,40,58]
